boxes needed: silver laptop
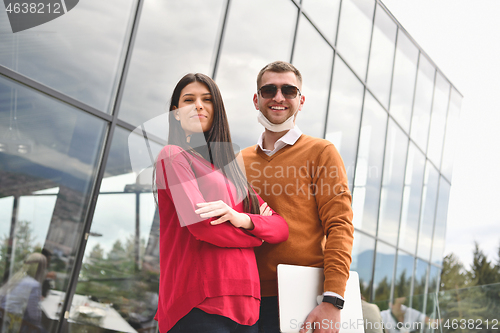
[277,264,364,333]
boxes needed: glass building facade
[0,0,461,332]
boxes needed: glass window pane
[389,31,419,133]
[118,0,226,131]
[427,73,451,166]
[72,127,163,332]
[336,0,375,79]
[426,268,440,322]
[0,197,14,240]
[0,0,136,113]
[425,292,439,329]
[441,88,462,180]
[412,259,429,310]
[399,143,425,254]
[372,242,395,302]
[394,251,414,299]
[366,5,397,108]
[325,56,365,190]
[0,74,106,332]
[377,120,408,245]
[292,15,334,138]
[431,178,451,266]
[428,265,440,294]
[352,92,387,235]
[18,195,57,245]
[410,54,436,152]
[301,0,341,45]
[351,231,375,300]
[215,0,297,148]
[417,162,439,260]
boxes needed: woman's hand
[260,202,272,216]
[195,201,254,230]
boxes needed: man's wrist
[322,295,344,310]
[323,291,344,301]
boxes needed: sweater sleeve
[244,192,289,244]
[157,146,263,248]
[314,144,354,297]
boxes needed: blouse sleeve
[157,146,263,248]
[244,192,289,244]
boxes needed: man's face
[253,71,305,125]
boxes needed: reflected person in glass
[153,73,289,333]
[380,297,439,333]
[0,252,47,333]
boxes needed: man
[361,298,384,333]
[380,297,438,333]
[242,61,354,333]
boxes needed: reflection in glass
[372,242,395,302]
[425,292,439,330]
[0,0,136,113]
[417,162,439,261]
[431,178,451,266]
[399,143,425,254]
[366,5,397,108]
[325,56,364,190]
[18,196,57,247]
[73,127,163,332]
[412,259,429,312]
[350,231,375,300]
[441,88,462,180]
[0,252,47,331]
[389,31,419,134]
[292,15,334,138]
[336,0,375,79]
[301,0,341,45]
[0,74,105,332]
[119,0,226,133]
[0,197,14,242]
[438,284,500,331]
[352,92,387,235]
[427,72,450,166]
[215,0,297,148]
[410,54,435,152]
[427,265,440,294]
[394,250,414,299]
[425,265,441,326]
[377,120,408,245]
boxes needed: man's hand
[300,302,341,333]
[259,202,272,216]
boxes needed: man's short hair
[256,61,303,89]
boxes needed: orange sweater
[242,134,354,297]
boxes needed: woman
[154,73,288,333]
[0,252,47,332]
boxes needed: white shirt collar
[257,126,302,156]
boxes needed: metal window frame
[52,0,145,331]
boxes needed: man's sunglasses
[258,84,301,99]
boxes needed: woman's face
[174,81,214,136]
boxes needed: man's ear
[253,93,259,110]
[298,94,305,111]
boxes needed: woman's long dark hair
[155,73,259,215]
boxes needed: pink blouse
[154,145,288,332]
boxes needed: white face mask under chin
[257,111,296,132]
